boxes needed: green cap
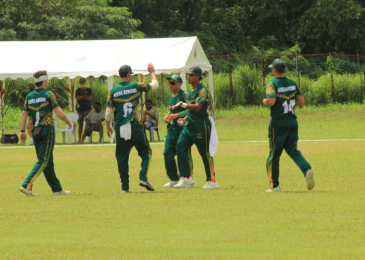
[268,59,285,70]
[119,65,133,74]
[167,74,183,83]
[189,66,203,79]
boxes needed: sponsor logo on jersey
[28,97,46,104]
[114,88,138,97]
[277,86,296,93]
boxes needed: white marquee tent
[0,36,214,97]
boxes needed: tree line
[1,0,365,56]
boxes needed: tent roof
[0,37,212,80]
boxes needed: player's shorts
[84,123,101,136]
[77,110,91,124]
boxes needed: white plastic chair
[55,113,79,144]
[147,120,160,142]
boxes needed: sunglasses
[168,81,176,85]
[187,73,197,77]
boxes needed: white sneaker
[266,186,281,193]
[202,180,219,189]
[121,190,130,193]
[306,169,315,190]
[173,177,195,188]
[163,181,179,188]
[19,186,35,196]
[28,137,34,145]
[53,190,71,195]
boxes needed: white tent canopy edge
[0,37,214,104]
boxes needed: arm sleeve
[182,92,188,103]
[196,88,208,104]
[48,92,60,109]
[106,91,114,107]
[23,98,28,112]
[265,81,276,98]
[137,82,151,92]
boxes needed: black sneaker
[139,181,155,191]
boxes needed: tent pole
[208,70,215,119]
[107,76,113,90]
[181,71,187,91]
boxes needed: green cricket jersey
[265,77,302,119]
[168,89,188,125]
[187,84,210,124]
[106,81,151,127]
[23,89,59,128]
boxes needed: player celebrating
[162,75,193,188]
[263,58,315,192]
[105,63,159,193]
[173,67,218,189]
[19,70,72,196]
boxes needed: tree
[0,0,144,41]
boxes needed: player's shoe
[173,177,195,188]
[202,180,219,189]
[266,186,281,193]
[121,190,130,193]
[139,181,155,191]
[53,190,71,195]
[306,169,315,190]
[163,181,179,188]
[19,186,35,196]
[28,137,34,145]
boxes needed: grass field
[1,104,365,259]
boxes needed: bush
[233,64,264,106]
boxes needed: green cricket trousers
[266,117,311,188]
[21,126,63,192]
[115,119,152,191]
[164,124,193,181]
[176,118,215,181]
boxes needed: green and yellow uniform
[265,77,312,188]
[176,84,215,181]
[164,89,193,181]
[106,81,152,191]
[21,89,63,192]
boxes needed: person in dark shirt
[75,78,92,143]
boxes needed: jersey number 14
[282,100,296,114]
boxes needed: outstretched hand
[171,101,182,110]
[147,63,155,74]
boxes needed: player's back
[25,89,56,128]
[270,77,300,119]
[109,82,143,127]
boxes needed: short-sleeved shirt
[168,89,188,125]
[265,77,302,119]
[106,81,151,127]
[76,87,92,112]
[187,84,210,124]
[23,89,59,128]
[142,107,159,124]
[86,110,105,124]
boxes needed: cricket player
[19,70,72,196]
[263,58,315,192]
[105,63,158,193]
[162,75,193,188]
[173,67,218,189]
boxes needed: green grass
[1,104,365,259]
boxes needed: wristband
[179,111,185,117]
[181,102,187,108]
[20,130,25,132]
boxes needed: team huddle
[18,59,314,196]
